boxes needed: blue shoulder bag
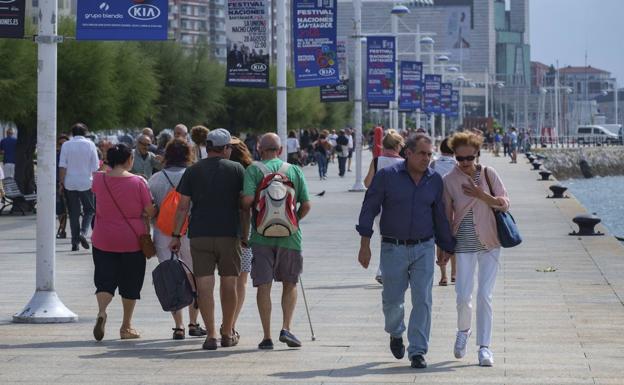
[484,167,522,248]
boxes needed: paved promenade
[1,150,624,384]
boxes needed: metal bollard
[547,184,568,199]
[538,170,552,181]
[532,161,542,170]
[569,214,603,236]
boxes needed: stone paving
[1,150,624,384]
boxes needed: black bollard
[532,161,542,170]
[569,214,603,236]
[547,184,568,199]
[536,154,546,160]
[539,170,552,181]
[528,155,536,163]
[579,159,593,179]
[525,152,533,159]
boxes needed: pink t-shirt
[92,172,153,253]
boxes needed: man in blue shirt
[356,133,455,369]
[0,128,17,178]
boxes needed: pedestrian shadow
[269,360,472,379]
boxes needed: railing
[527,136,623,149]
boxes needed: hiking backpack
[152,253,197,312]
[253,161,299,237]
[155,170,189,236]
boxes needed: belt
[381,236,433,246]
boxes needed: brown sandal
[172,328,185,340]
[120,327,140,340]
[439,278,448,286]
[93,312,107,341]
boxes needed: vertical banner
[366,36,396,102]
[226,0,270,88]
[0,0,25,38]
[76,0,168,40]
[440,83,453,116]
[423,74,441,114]
[293,0,339,88]
[320,40,349,102]
[451,90,459,117]
[398,61,423,111]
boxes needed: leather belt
[381,236,433,246]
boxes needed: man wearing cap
[169,128,249,351]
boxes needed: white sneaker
[454,330,471,359]
[478,347,494,367]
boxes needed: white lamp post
[276,0,287,161]
[350,0,366,191]
[437,55,449,139]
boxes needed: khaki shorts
[190,237,241,277]
[251,245,303,287]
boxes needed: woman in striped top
[441,132,510,367]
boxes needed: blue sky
[530,0,624,83]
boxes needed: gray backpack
[152,253,197,312]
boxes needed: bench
[0,178,37,215]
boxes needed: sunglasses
[455,155,476,162]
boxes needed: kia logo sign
[251,63,267,72]
[319,68,336,77]
[128,4,160,21]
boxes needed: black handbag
[484,167,522,248]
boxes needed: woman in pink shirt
[441,132,510,367]
[91,143,155,341]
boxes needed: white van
[576,125,620,144]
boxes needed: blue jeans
[65,189,95,246]
[315,152,327,178]
[380,239,435,358]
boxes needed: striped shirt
[455,169,487,253]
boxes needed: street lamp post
[276,0,287,161]
[350,0,366,191]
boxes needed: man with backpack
[169,128,248,351]
[242,133,311,350]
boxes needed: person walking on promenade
[141,127,159,154]
[363,129,405,285]
[336,129,350,177]
[131,134,162,180]
[91,143,156,341]
[148,139,205,340]
[59,123,99,252]
[356,133,455,369]
[242,133,311,350]
[0,127,17,178]
[174,124,189,141]
[493,130,502,157]
[502,130,510,158]
[56,134,70,239]
[509,127,518,164]
[431,138,457,286]
[228,137,254,336]
[441,131,510,367]
[169,128,247,350]
[313,132,331,180]
[286,131,300,165]
[347,128,355,172]
[191,125,209,162]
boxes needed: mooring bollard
[525,152,533,159]
[528,155,536,163]
[536,154,546,160]
[569,214,603,236]
[532,161,542,170]
[547,184,568,199]
[539,170,552,181]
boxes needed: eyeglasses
[455,155,476,162]
[138,141,150,146]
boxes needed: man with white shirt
[59,123,100,251]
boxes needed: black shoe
[258,338,274,350]
[188,323,207,337]
[71,244,79,252]
[172,328,185,340]
[390,336,405,359]
[279,329,302,348]
[56,231,66,239]
[79,234,90,250]
[410,354,427,369]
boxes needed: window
[578,127,591,134]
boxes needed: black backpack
[152,253,197,312]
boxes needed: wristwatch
[171,233,181,239]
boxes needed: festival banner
[293,0,339,88]
[423,74,441,114]
[366,36,395,102]
[0,0,25,38]
[76,0,168,41]
[368,101,390,109]
[441,82,453,116]
[450,90,459,117]
[225,0,270,88]
[398,61,423,111]
[320,40,349,102]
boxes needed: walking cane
[299,277,316,341]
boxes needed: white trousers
[455,248,501,347]
[2,163,15,179]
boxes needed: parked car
[576,125,620,144]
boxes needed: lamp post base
[13,291,78,323]
[349,182,367,192]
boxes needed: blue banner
[368,101,390,109]
[76,0,168,41]
[293,0,339,88]
[0,0,25,39]
[441,83,453,116]
[398,61,423,111]
[366,36,395,102]
[450,90,459,117]
[423,74,441,114]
